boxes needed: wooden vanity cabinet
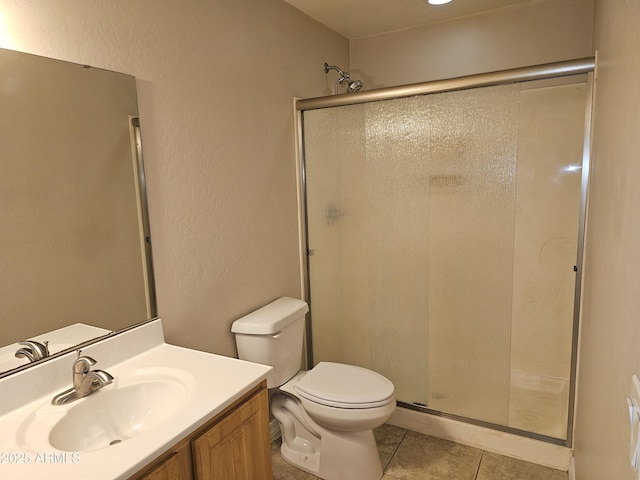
[133,438,193,480]
[130,381,272,480]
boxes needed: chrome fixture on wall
[324,62,363,94]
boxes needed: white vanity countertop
[0,319,272,479]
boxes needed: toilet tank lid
[231,297,309,335]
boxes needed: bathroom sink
[0,320,273,480]
[18,368,196,453]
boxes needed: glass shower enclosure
[298,60,593,445]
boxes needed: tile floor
[271,424,568,480]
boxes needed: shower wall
[303,78,587,440]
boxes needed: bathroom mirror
[0,47,156,378]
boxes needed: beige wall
[574,1,640,478]
[351,0,593,89]
[0,0,349,357]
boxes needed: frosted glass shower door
[423,87,519,425]
[303,99,431,405]
[303,84,520,424]
[302,79,586,438]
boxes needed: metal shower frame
[295,57,595,447]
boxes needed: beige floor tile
[384,431,482,480]
[476,451,568,480]
[272,424,565,480]
[374,424,407,470]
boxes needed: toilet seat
[295,362,395,409]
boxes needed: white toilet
[232,297,396,480]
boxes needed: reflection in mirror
[0,48,156,378]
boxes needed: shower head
[347,79,363,93]
[324,62,363,94]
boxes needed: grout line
[382,428,409,472]
[475,450,485,480]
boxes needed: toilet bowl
[232,297,396,480]
[289,363,395,431]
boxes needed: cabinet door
[193,388,272,480]
[132,439,193,480]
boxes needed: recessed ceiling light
[427,0,452,5]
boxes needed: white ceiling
[283,0,537,39]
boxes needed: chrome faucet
[51,351,114,405]
[15,340,49,363]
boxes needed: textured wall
[350,0,593,89]
[0,0,349,357]
[574,1,640,478]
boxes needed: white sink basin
[49,380,185,452]
[18,368,196,453]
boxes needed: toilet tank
[231,297,309,388]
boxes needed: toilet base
[280,439,321,476]
[279,428,383,480]
[272,393,384,480]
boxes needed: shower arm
[324,63,349,84]
[324,63,349,79]
[325,63,348,95]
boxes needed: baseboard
[388,406,572,471]
[568,456,576,480]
